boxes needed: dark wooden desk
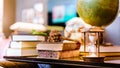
[4,56,120,68]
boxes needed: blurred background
[0,0,120,58]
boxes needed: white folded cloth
[10,22,47,32]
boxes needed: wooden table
[4,56,120,68]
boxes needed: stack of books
[36,41,80,59]
[6,35,46,56]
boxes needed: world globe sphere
[77,0,119,27]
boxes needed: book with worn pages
[6,48,38,56]
[11,35,46,41]
[9,41,39,48]
[37,41,80,51]
[38,50,80,59]
[79,46,120,57]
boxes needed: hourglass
[88,33,98,57]
[83,27,105,62]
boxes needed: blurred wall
[16,0,48,25]
[105,16,120,45]
[47,0,77,12]
[16,0,77,24]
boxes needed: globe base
[89,26,104,32]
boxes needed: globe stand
[82,27,105,62]
[77,0,119,63]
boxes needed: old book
[6,48,38,56]
[100,46,120,52]
[37,41,80,51]
[80,46,120,52]
[38,50,80,59]
[100,46,120,57]
[11,35,46,41]
[79,46,120,57]
[9,41,39,48]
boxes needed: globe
[77,0,119,27]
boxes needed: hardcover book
[11,35,46,41]
[6,48,38,56]
[79,46,120,57]
[9,41,39,48]
[37,41,80,51]
[38,50,79,59]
